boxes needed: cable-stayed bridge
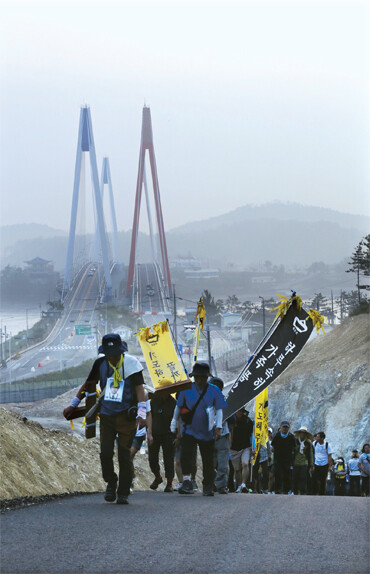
[0,105,174,382]
[61,104,171,316]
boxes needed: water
[0,308,41,337]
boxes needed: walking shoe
[235,485,242,493]
[288,491,295,496]
[178,479,194,494]
[191,479,198,492]
[203,486,214,496]
[104,481,117,502]
[150,476,163,490]
[174,482,183,491]
[164,484,174,493]
[116,495,129,505]
[261,489,268,494]
[241,485,248,493]
[218,487,228,494]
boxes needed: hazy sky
[1,0,369,234]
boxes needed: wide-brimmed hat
[189,361,210,378]
[294,426,313,440]
[98,333,128,355]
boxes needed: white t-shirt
[135,400,151,437]
[347,458,361,476]
[314,441,332,466]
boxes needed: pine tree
[346,239,366,305]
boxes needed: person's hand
[173,433,180,447]
[63,406,76,420]
[137,416,146,429]
[147,433,153,446]
[215,428,221,441]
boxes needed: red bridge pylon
[126,106,172,298]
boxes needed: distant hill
[170,202,369,235]
[0,223,66,245]
[0,224,67,270]
[167,202,369,266]
[1,203,368,270]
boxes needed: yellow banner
[193,297,206,362]
[253,387,269,464]
[137,321,187,389]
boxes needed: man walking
[230,409,254,493]
[148,393,177,492]
[211,377,233,494]
[63,334,146,505]
[271,421,296,494]
[293,426,313,495]
[312,431,333,496]
[171,362,226,496]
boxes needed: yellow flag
[193,297,206,363]
[137,321,187,389]
[253,387,269,465]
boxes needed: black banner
[223,303,314,419]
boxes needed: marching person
[312,431,333,496]
[130,393,152,493]
[148,392,177,492]
[211,377,234,494]
[358,444,370,496]
[334,457,347,496]
[63,333,147,505]
[347,450,361,497]
[229,408,254,493]
[293,426,313,495]
[171,362,226,496]
[271,421,296,494]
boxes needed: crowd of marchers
[63,334,369,504]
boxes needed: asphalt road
[1,492,368,574]
[1,266,101,383]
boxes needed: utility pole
[9,333,12,383]
[340,290,344,323]
[173,284,177,346]
[26,309,29,347]
[331,290,334,324]
[206,324,212,367]
[259,296,266,337]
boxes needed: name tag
[104,376,124,402]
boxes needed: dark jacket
[271,432,296,466]
[150,395,176,435]
[231,415,253,450]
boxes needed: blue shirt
[177,382,227,441]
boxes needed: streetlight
[259,296,266,337]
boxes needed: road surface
[1,492,368,574]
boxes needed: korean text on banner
[137,321,186,389]
[253,388,269,465]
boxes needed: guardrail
[0,378,84,404]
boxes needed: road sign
[75,325,92,335]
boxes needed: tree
[360,234,370,282]
[225,294,241,313]
[201,290,219,322]
[346,238,368,305]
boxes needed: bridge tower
[62,106,112,300]
[126,106,172,297]
[100,157,120,264]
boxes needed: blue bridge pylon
[62,106,112,301]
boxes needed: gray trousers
[214,434,230,490]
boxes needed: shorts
[131,434,145,451]
[230,447,252,471]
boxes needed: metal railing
[0,378,84,404]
